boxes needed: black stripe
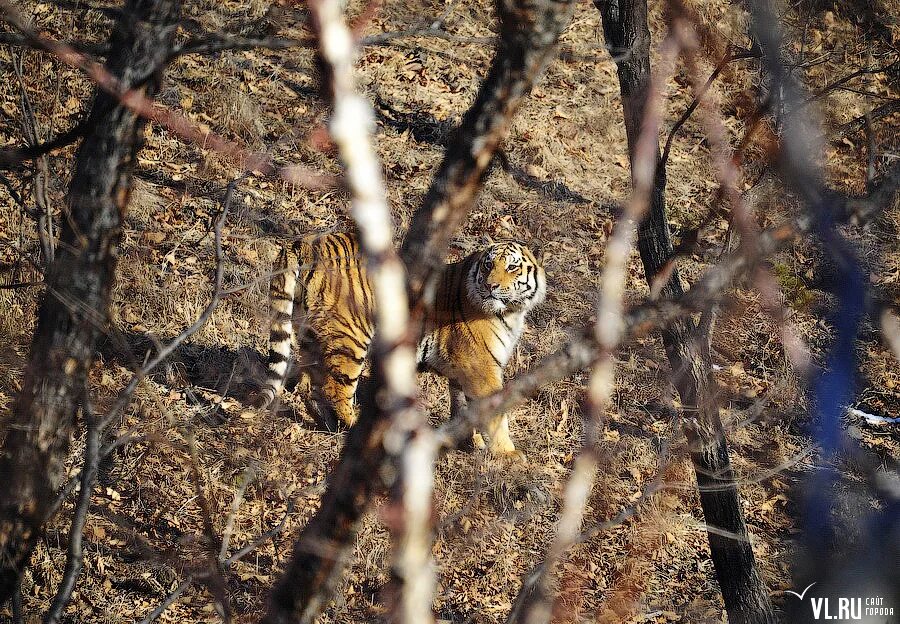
[330,312,373,344]
[486,346,504,368]
[354,251,374,334]
[488,323,508,345]
[524,264,536,296]
[267,350,289,364]
[324,345,366,364]
[325,237,346,269]
[336,234,355,263]
[270,329,291,342]
[340,237,367,322]
[324,327,370,352]
[326,369,357,386]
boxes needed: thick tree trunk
[593,1,775,622]
[0,0,180,604]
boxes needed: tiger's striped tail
[257,244,302,408]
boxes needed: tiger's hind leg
[290,327,338,431]
[296,322,370,429]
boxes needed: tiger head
[468,240,546,315]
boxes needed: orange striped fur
[258,232,545,454]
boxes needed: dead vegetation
[0,0,898,622]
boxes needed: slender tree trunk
[593,1,775,622]
[0,0,181,604]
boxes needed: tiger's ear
[477,234,495,247]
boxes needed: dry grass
[0,0,897,622]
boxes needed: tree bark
[0,0,180,604]
[593,1,776,622]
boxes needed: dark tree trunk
[0,0,181,604]
[593,1,776,622]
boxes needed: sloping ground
[0,0,897,622]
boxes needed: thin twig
[171,34,314,58]
[219,466,255,561]
[506,23,682,624]
[12,50,55,264]
[137,579,192,624]
[361,26,494,46]
[46,179,241,525]
[43,391,100,624]
[262,0,427,619]
[139,500,295,624]
[438,158,900,457]
[185,432,231,622]
[660,48,758,168]
[0,1,336,189]
[97,175,239,432]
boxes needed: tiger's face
[468,241,546,315]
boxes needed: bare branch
[831,101,900,143]
[0,1,337,190]
[139,500,295,624]
[0,0,182,602]
[748,0,898,603]
[0,117,93,170]
[361,26,494,47]
[261,0,575,620]
[44,178,239,543]
[186,433,231,622]
[137,579,192,624]
[98,177,237,431]
[660,48,759,169]
[0,31,108,55]
[171,34,315,58]
[506,23,682,624]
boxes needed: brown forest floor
[0,0,898,622]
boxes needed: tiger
[257,232,546,455]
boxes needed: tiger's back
[259,232,545,454]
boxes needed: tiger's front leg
[456,369,517,457]
[449,381,484,450]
